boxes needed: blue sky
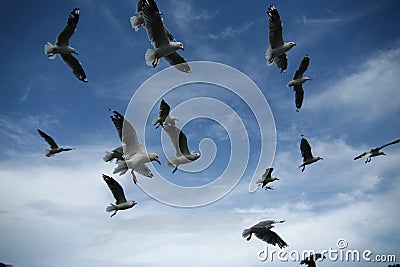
[0,0,400,266]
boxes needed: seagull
[37,129,75,157]
[102,174,137,217]
[163,123,200,173]
[109,109,161,184]
[288,55,311,111]
[257,168,279,190]
[152,99,171,129]
[300,253,326,267]
[266,5,296,73]
[354,138,400,163]
[299,135,323,172]
[242,220,288,248]
[141,0,190,72]
[44,8,87,82]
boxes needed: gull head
[149,153,161,165]
[175,42,184,51]
[288,42,296,48]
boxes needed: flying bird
[152,99,171,129]
[102,174,137,217]
[44,8,87,82]
[242,220,288,248]
[299,135,323,172]
[109,109,161,184]
[163,123,200,173]
[37,129,75,157]
[257,168,279,190]
[266,5,296,73]
[141,0,190,72]
[300,253,326,267]
[288,55,311,111]
[354,138,400,163]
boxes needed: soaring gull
[102,174,137,217]
[44,8,87,82]
[354,138,400,163]
[256,167,279,190]
[109,109,161,184]
[163,123,200,173]
[242,220,288,248]
[37,129,75,157]
[300,253,326,267]
[266,5,296,73]
[299,135,323,172]
[141,0,190,72]
[288,55,311,111]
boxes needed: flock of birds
[34,1,399,266]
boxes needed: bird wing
[254,229,288,249]
[267,5,284,49]
[294,85,304,110]
[56,8,80,46]
[354,152,367,160]
[135,164,154,178]
[141,0,170,48]
[60,54,87,82]
[274,53,288,73]
[375,138,400,150]
[159,99,170,120]
[37,129,59,149]
[110,110,143,157]
[102,174,127,204]
[294,55,310,79]
[262,168,273,180]
[163,52,191,73]
[163,124,190,157]
[300,137,314,161]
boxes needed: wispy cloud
[206,22,255,40]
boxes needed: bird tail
[130,15,143,31]
[44,149,52,157]
[106,203,116,213]
[266,48,274,65]
[113,161,128,175]
[145,49,156,66]
[45,42,57,59]
[103,151,114,162]
[242,228,251,239]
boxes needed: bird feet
[172,166,178,174]
[131,169,138,184]
[152,57,160,68]
[111,210,117,217]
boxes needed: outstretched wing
[262,168,273,179]
[294,85,304,110]
[164,52,191,73]
[163,124,190,157]
[294,55,310,79]
[109,110,143,156]
[300,137,313,161]
[375,138,400,150]
[135,164,154,178]
[141,0,170,48]
[56,8,80,46]
[159,99,170,121]
[254,229,288,248]
[37,129,59,149]
[102,174,127,204]
[60,54,87,82]
[267,5,284,49]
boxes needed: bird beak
[181,47,185,51]
[156,158,161,165]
